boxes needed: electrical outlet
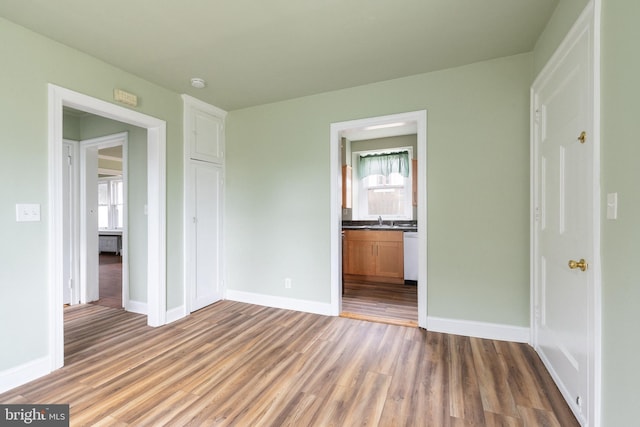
[16,204,41,222]
[285,278,292,289]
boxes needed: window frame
[98,176,124,230]
[351,147,413,220]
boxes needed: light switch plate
[16,203,41,222]
[606,193,618,220]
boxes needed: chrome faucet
[378,216,383,226]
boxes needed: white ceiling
[0,0,558,111]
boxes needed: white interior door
[532,4,598,425]
[188,159,223,311]
[62,140,78,305]
[81,145,100,303]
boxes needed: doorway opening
[330,110,427,328]
[63,128,129,311]
[48,84,167,372]
[92,135,127,310]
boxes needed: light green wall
[63,113,81,140]
[226,53,533,326]
[600,1,640,425]
[533,0,590,74]
[0,17,184,371]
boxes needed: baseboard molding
[0,356,50,394]
[166,305,187,324]
[427,316,530,343]
[126,300,147,315]
[225,290,333,317]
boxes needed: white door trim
[330,110,427,328]
[530,1,601,424]
[62,139,80,305]
[48,84,167,372]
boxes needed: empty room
[0,1,638,426]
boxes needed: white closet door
[189,160,223,311]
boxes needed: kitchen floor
[341,280,418,327]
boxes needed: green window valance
[358,151,410,179]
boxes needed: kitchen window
[352,148,413,220]
[98,178,124,230]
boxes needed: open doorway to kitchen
[330,111,427,328]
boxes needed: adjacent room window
[352,148,413,220]
[98,178,124,229]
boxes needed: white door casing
[531,2,600,426]
[48,84,167,373]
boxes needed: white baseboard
[0,356,51,394]
[166,305,187,324]
[427,316,530,343]
[225,291,529,343]
[225,290,333,317]
[126,300,147,315]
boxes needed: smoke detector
[190,78,206,89]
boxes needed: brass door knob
[568,259,588,272]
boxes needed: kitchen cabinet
[343,230,404,284]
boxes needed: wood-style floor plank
[341,280,417,326]
[0,301,579,426]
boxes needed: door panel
[533,11,595,425]
[192,110,224,163]
[189,160,223,311]
[83,146,100,303]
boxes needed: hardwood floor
[0,301,578,426]
[342,280,418,327]
[93,253,122,309]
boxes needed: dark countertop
[342,221,417,232]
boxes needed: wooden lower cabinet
[343,230,404,284]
